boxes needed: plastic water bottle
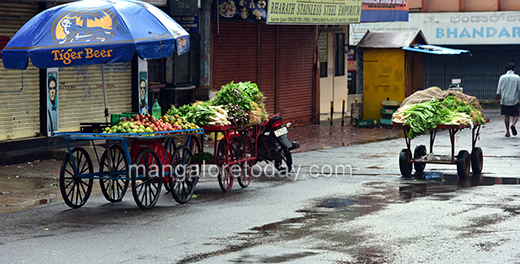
[152,99,161,119]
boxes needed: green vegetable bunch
[167,102,216,126]
[440,95,486,124]
[401,95,486,139]
[211,81,254,111]
[210,81,266,125]
[403,99,454,139]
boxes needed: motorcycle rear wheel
[275,145,292,175]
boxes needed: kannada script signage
[267,0,362,25]
[350,11,520,45]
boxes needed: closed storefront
[351,11,520,102]
[56,63,132,132]
[0,2,40,141]
[212,21,316,126]
[276,26,315,125]
[423,45,518,101]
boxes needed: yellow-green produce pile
[104,113,200,136]
[166,81,268,127]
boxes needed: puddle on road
[178,173,520,263]
[0,176,57,194]
[177,191,392,263]
[400,172,520,202]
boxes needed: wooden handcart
[202,124,261,192]
[394,122,486,178]
[53,128,203,210]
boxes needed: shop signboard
[173,16,199,34]
[138,58,149,115]
[218,0,268,22]
[350,11,520,45]
[171,0,199,16]
[217,0,362,24]
[267,0,361,24]
[41,0,167,6]
[47,68,59,135]
[347,53,356,71]
[360,0,408,22]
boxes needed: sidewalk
[0,117,409,214]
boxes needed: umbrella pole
[101,64,109,123]
[101,65,112,165]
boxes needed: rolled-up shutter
[0,3,40,140]
[57,63,132,132]
[212,21,258,88]
[211,22,316,126]
[258,24,276,115]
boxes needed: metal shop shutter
[258,24,276,115]
[0,3,40,140]
[423,45,519,101]
[277,26,315,126]
[212,21,259,90]
[57,63,132,132]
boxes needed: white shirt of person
[497,70,520,106]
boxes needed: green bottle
[152,99,161,119]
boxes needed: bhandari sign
[267,0,362,24]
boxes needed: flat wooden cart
[53,128,203,210]
[202,124,261,192]
[394,122,486,178]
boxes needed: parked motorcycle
[226,113,300,175]
[254,113,300,174]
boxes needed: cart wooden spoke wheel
[60,147,94,208]
[184,135,201,185]
[238,135,254,188]
[163,137,177,193]
[100,144,129,202]
[131,148,163,210]
[169,145,197,204]
[217,139,234,192]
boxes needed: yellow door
[363,49,405,121]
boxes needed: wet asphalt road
[2,109,520,263]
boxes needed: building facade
[351,0,520,103]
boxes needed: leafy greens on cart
[392,87,486,139]
[166,81,268,127]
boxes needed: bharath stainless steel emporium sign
[267,0,362,24]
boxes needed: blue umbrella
[1,0,190,69]
[1,0,190,120]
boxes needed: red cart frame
[202,124,261,192]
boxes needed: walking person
[497,62,520,137]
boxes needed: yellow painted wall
[362,49,405,121]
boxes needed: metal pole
[444,56,447,89]
[341,99,345,126]
[101,64,109,122]
[101,64,112,166]
[330,100,333,126]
